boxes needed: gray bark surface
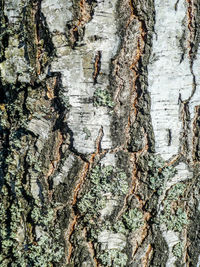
[0,0,200,266]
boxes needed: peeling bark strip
[1,0,200,266]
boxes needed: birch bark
[0,0,200,266]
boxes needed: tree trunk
[0,0,200,266]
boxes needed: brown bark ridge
[0,0,200,266]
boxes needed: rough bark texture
[0,0,200,266]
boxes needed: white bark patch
[31,174,40,200]
[42,0,120,154]
[15,226,25,244]
[0,36,31,84]
[53,154,75,186]
[28,118,51,140]
[100,192,118,220]
[197,254,200,267]
[166,162,192,188]
[98,230,126,250]
[100,153,116,167]
[148,0,193,160]
[163,230,179,267]
[100,199,118,219]
[35,226,44,241]
[4,0,28,24]
[41,0,73,33]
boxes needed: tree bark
[0,0,200,266]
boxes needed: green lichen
[76,165,130,265]
[31,205,54,226]
[122,208,144,231]
[0,80,65,266]
[0,106,9,129]
[76,165,146,266]
[77,165,129,221]
[172,242,183,258]
[165,183,186,200]
[112,220,127,235]
[98,249,128,267]
[93,89,114,108]
[59,91,71,110]
[83,127,91,140]
[138,154,177,195]
[0,198,65,266]
[160,208,188,232]
[111,208,144,235]
[28,227,64,267]
[159,183,188,232]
